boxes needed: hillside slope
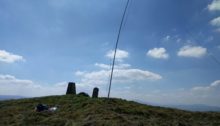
[0,95,220,126]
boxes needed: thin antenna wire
[108,0,130,98]
[122,0,132,30]
[209,52,220,66]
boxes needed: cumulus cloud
[147,48,169,59]
[0,50,25,63]
[95,63,130,69]
[0,74,68,97]
[170,80,220,105]
[76,49,162,87]
[0,75,33,86]
[215,28,220,32]
[163,35,170,41]
[210,17,220,27]
[0,49,162,102]
[208,0,220,11]
[75,68,162,87]
[94,63,111,69]
[106,49,129,62]
[115,80,220,106]
[208,1,220,32]
[177,45,207,58]
[192,80,220,93]
[75,49,162,97]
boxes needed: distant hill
[0,95,25,100]
[0,95,220,126]
[167,104,220,112]
[134,100,220,112]
[135,100,220,112]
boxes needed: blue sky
[0,0,220,106]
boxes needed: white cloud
[192,80,220,93]
[113,69,162,81]
[75,71,86,76]
[113,80,220,106]
[75,49,162,97]
[210,17,220,27]
[0,75,33,86]
[177,45,207,58]
[1,74,219,106]
[64,48,164,98]
[0,50,25,63]
[0,74,68,97]
[177,38,181,43]
[77,50,162,87]
[208,1,220,32]
[75,67,162,87]
[163,35,170,41]
[162,35,183,44]
[0,49,162,98]
[211,80,220,87]
[95,63,130,69]
[147,48,169,59]
[106,49,129,62]
[215,28,220,32]
[208,0,220,11]
[0,74,104,98]
[95,63,111,69]
[165,80,220,106]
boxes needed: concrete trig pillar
[66,82,76,95]
[92,87,99,98]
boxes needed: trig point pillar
[66,82,76,95]
[92,87,99,98]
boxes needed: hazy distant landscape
[0,95,25,101]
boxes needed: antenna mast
[108,0,130,98]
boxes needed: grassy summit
[0,95,220,126]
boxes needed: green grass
[0,95,220,126]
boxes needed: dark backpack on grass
[36,104,48,112]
